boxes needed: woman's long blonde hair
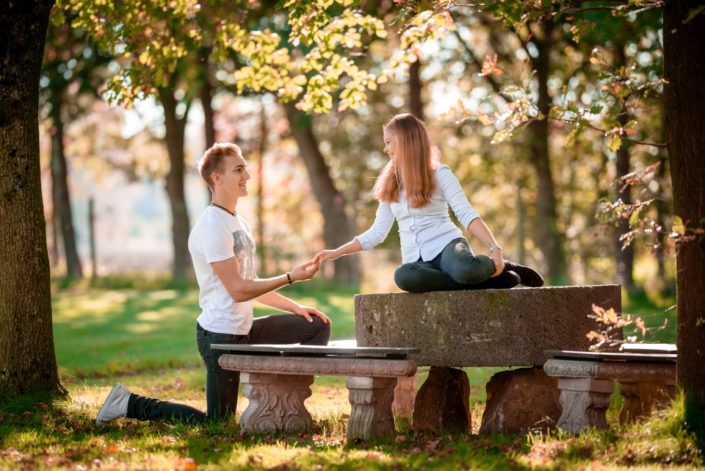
[373,113,436,208]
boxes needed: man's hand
[292,304,332,324]
[289,260,319,282]
[313,249,339,265]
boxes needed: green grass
[52,279,358,378]
[0,280,699,469]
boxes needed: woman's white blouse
[355,164,480,264]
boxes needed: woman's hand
[292,304,332,324]
[313,249,340,265]
[491,248,505,277]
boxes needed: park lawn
[2,281,698,469]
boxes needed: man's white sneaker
[96,383,131,425]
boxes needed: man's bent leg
[127,393,207,423]
[196,322,246,420]
[246,314,331,345]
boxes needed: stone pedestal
[239,372,314,435]
[412,367,470,434]
[480,367,561,434]
[347,376,397,440]
[618,379,676,424]
[555,377,614,433]
[392,373,417,417]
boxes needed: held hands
[289,259,320,282]
[313,249,339,265]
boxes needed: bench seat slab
[219,354,417,377]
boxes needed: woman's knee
[394,264,426,293]
[446,259,492,285]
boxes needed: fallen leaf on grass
[173,457,197,471]
[105,442,119,454]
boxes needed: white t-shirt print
[188,206,257,335]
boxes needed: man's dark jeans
[126,314,330,423]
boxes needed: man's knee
[309,316,330,344]
[394,264,425,293]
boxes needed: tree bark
[284,104,359,286]
[526,19,568,283]
[655,153,668,279]
[256,101,268,275]
[663,0,705,444]
[50,93,83,279]
[0,0,63,399]
[409,59,424,120]
[159,87,192,281]
[613,44,635,291]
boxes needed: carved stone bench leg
[618,379,675,424]
[239,372,314,435]
[393,373,417,417]
[556,377,614,434]
[346,376,397,440]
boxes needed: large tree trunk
[655,153,668,279]
[285,104,359,286]
[159,88,191,281]
[527,19,568,284]
[663,0,705,444]
[613,45,635,291]
[0,0,63,399]
[50,93,83,279]
[409,59,424,120]
[256,101,268,275]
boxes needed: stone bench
[214,344,418,440]
[544,348,677,433]
[354,285,622,433]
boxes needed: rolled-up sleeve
[439,166,480,229]
[355,202,395,250]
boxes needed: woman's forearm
[467,218,500,251]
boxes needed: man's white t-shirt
[188,205,256,335]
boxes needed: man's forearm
[227,274,291,302]
[256,291,298,312]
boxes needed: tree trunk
[527,19,568,284]
[0,0,63,399]
[284,104,359,286]
[50,93,83,279]
[516,178,526,265]
[655,153,668,279]
[409,59,424,120]
[614,44,634,291]
[159,88,191,281]
[257,101,268,275]
[663,0,705,444]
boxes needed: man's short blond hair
[198,143,241,191]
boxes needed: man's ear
[210,171,220,186]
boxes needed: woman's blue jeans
[394,237,515,293]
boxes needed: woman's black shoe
[503,261,544,287]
